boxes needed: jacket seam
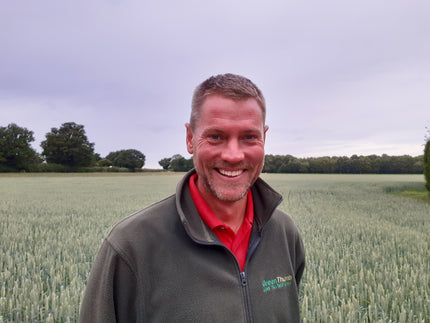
[105,237,143,320]
[105,238,138,280]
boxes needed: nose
[221,139,244,164]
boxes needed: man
[79,73,305,322]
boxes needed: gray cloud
[1,0,429,168]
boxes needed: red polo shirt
[189,173,254,271]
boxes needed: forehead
[197,95,264,128]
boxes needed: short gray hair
[190,73,266,130]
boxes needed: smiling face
[186,94,268,204]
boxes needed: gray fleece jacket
[79,170,305,322]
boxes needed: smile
[217,169,244,177]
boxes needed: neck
[196,179,248,233]
[208,198,248,234]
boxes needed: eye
[243,134,258,141]
[207,134,223,142]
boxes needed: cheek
[248,146,266,162]
[193,144,216,163]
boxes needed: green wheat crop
[0,173,428,322]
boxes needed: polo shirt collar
[188,173,253,232]
[176,169,283,244]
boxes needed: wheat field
[0,173,428,322]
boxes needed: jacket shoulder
[110,194,177,234]
[269,208,301,234]
[104,194,179,260]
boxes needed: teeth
[218,169,243,177]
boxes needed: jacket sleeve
[79,239,139,323]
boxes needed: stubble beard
[198,162,263,202]
[207,179,250,202]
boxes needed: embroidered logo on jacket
[262,275,292,292]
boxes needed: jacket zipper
[239,230,261,323]
[240,271,253,323]
[189,227,262,323]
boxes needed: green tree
[106,149,145,171]
[97,158,112,167]
[0,123,38,171]
[306,156,337,173]
[158,157,171,170]
[94,153,102,162]
[41,122,95,168]
[424,130,430,194]
[263,155,283,173]
[169,154,194,172]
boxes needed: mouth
[216,169,245,177]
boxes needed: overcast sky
[1,0,429,168]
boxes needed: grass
[396,189,429,202]
[385,182,430,203]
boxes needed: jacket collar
[176,169,283,244]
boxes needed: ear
[185,123,194,154]
[263,125,269,142]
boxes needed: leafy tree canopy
[424,127,430,194]
[0,123,37,171]
[169,154,194,172]
[158,157,171,170]
[106,149,145,171]
[41,122,95,167]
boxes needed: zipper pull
[240,272,247,286]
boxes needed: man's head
[186,73,268,204]
[190,73,266,131]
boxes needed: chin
[212,187,249,202]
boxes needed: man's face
[186,94,268,203]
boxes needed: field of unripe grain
[0,173,428,322]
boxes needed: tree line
[158,153,424,174]
[1,122,429,180]
[262,154,424,174]
[0,122,145,172]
